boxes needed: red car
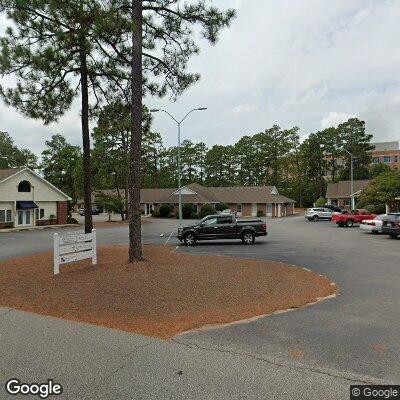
[332,209,376,227]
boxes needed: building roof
[326,180,371,199]
[371,141,399,151]
[95,183,296,204]
[0,167,71,200]
[0,168,23,182]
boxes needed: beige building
[370,141,400,171]
[80,183,296,218]
[324,141,400,178]
[140,183,296,217]
[0,168,71,229]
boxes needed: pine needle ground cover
[0,245,337,339]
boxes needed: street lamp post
[150,107,207,226]
[343,148,355,210]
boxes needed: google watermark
[350,385,400,400]
[5,379,62,399]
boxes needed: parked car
[177,214,267,246]
[323,204,343,213]
[305,207,333,221]
[382,213,400,239]
[79,207,101,216]
[359,215,387,234]
[332,209,375,227]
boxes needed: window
[0,209,12,223]
[384,156,391,163]
[395,156,398,163]
[345,199,351,206]
[218,215,233,224]
[193,204,198,213]
[236,204,242,213]
[203,217,218,226]
[18,180,31,192]
[372,157,380,164]
[35,208,45,220]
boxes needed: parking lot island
[0,244,338,339]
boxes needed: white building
[0,168,71,229]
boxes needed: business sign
[53,229,97,275]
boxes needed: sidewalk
[0,306,364,400]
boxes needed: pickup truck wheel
[312,215,319,222]
[242,232,255,245]
[389,233,399,239]
[183,233,197,246]
[345,219,354,227]
[307,218,312,221]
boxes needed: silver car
[305,207,333,222]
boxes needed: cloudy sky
[1,0,400,156]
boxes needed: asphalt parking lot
[0,214,399,397]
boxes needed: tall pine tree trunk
[80,46,93,234]
[128,0,143,262]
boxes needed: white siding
[35,201,58,220]
[0,169,68,202]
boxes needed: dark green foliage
[41,134,82,203]
[0,131,37,169]
[257,210,264,217]
[315,197,326,207]
[215,202,229,211]
[182,203,194,219]
[358,171,400,212]
[199,203,215,218]
[369,163,391,178]
[159,204,172,218]
[67,216,79,224]
[190,213,200,219]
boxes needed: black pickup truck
[177,214,268,246]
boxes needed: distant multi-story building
[323,141,400,178]
[370,141,400,171]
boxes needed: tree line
[0,0,235,261]
[1,115,377,210]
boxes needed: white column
[278,204,281,217]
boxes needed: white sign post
[53,229,97,275]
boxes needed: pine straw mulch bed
[0,245,337,339]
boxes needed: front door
[251,204,257,216]
[17,210,32,226]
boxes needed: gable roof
[326,180,371,199]
[136,183,295,204]
[0,167,71,200]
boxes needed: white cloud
[1,0,400,155]
[320,112,357,130]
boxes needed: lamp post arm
[179,108,198,124]
[159,109,179,124]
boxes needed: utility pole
[150,108,207,226]
[343,149,355,210]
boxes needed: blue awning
[16,201,38,209]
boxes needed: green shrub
[215,202,229,212]
[257,209,264,217]
[190,212,200,219]
[199,203,215,218]
[159,204,171,218]
[152,211,160,218]
[182,203,194,219]
[364,204,386,214]
[315,197,326,207]
[67,216,79,224]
